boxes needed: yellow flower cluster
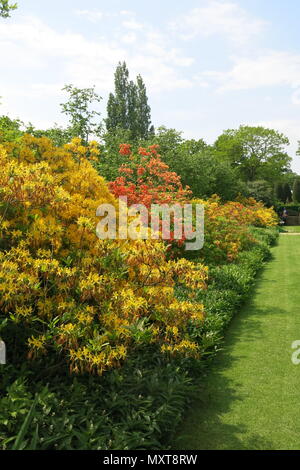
[191,195,278,262]
[235,196,279,227]
[0,135,208,374]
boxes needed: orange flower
[119,143,132,156]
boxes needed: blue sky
[1,0,300,171]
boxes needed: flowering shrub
[0,135,208,375]
[109,146,277,262]
[235,196,279,227]
[109,144,193,253]
[191,195,278,263]
[109,144,192,207]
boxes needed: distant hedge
[276,204,300,215]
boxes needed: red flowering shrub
[109,144,192,254]
[110,144,192,207]
[110,146,278,262]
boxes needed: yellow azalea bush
[0,135,208,375]
[235,196,279,227]
[191,195,278,263]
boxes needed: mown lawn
[173,234,300,450]
[281,225,300,233]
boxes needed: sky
[1,0,300,172]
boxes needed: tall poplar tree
[136,74,152,139]
[106,62,153,139]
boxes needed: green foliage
[292,179,300,203]
[214,125,291,183]
[25,123,72,146]
[249,226,279,247]
[245,180,276,207]
[61,84,102,143]
[136,74,154,138]
[0,0,17,18]
[282,182,292,203]
[190,228,277,356]
[276,204,300,215]
[97,127,134,180]
[106,62,153,139]
[0,227,277,450]
[146,127,243,200]
[0,352,195,450]
[275,182,285,202]
[0,115,23,142]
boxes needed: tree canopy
[214,125,291,182]
[60,84,102,143]
[106,62,153,139]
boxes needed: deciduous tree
[214,126,291,183]
[106,62,153,139]
[61,85,102,144]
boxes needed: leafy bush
[0,227,277,451]
[190,196,278,263]
[0,135,208,374]
[109,143,192,206]
[0,132,279,450]
[0,351,195,450]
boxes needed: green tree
[25,123,72,147]
[0,115,73,146]
[214,126,291,182]
[61,84,102,144]
[282,182,292,203]
[97,127,133,181]
[245,180,275,207]
[275,182,285,202]
[146,127,243,200]
[106,62,129,132]
[0,115,23,142]
[293,179,300,203]
[106,62,152,139]
[136,74,153,138]
[0,0,17,17]
[147,126,184,154]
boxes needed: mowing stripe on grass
[173,235,300,450]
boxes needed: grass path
[173,235,300,450]
[281,225,300,233]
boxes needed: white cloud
[196,50,300,106]
[292,89,300,105]
[0,16,127,88]
[169,0,266,45]
[119,10,133,16]
[213,51,300,91]
[129,54,194,92]
[122,18,143,30]
[74,10,104,23]
[121,32,137,44]
[0,13,195,116]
